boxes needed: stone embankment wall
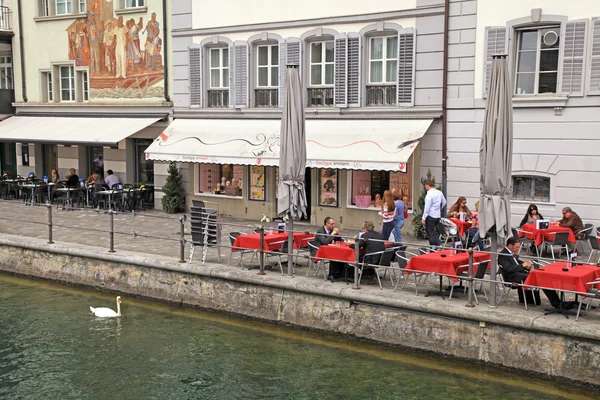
[0,235,599,386]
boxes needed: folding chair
[512,227,537,256]
[575,224,594,255]
[587,235,600,264]
[393,250,423,295]
[542,231,570,260]
[306,241,327,280]
[576,278,600,321]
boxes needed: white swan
[90,296,122,318]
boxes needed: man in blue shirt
[421,180,446,247]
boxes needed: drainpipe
[16,0,27,102]
[162,0,170,103]
[441,0,450,207]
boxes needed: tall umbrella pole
[489,232,498,307]
[288,216,294,276]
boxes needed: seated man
[65,168,79,188]
[555,207,586,251]
[350,220,385,282]
[104,169,120,189]
[311,216,344,280]
[499,237,563,309]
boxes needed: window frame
[511,175,551,203]
[309,40,334,87]
[256,44,279,89]
[368,35,398,85]
[209,47,229,90]
[195,163,244,199]
[59,65,75,102]
[78,0,86,13]
[55,0,72,15]
[318,168,339,207]
[0,55,12,90]
[82,70,89,102]
[125,0,144,8]
[514,25,561,96]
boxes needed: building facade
[0,0,16,176]
[446,0,600,228]
[156,0,445,229]
[1,0,172,192]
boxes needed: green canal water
[0,274,597,400]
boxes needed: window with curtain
[369,36,398,84]
[310,41,334,86]
[210,48,229,89]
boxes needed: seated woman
[519,204,543,227]
[447,196,472,219]
[466,201,485,250]
[50,168,59,183]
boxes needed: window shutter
[279,41,287,107]
[483,27,508,98]
[397,28,416,106]
[559,19,588,97]
[232,41,248,108]
[587,17,600,95]
[347,34,360,107]
[188,45,201,108]
[280,38,300,108]
[228,45,235,107]
[334,34,348,108]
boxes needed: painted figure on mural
[65,0,164,99]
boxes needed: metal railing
[207,89,229,108]
[366,85,396,106]
[0,6,12,31]
[254,89,278,107]
[307,87,333,107]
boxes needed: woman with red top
[379,190,396,241]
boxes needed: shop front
[146,118,432,229]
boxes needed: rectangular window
[82,71,89,101]
[60,66,75,102]
[511,176,550,202]
[21,143,30,167]
[125,0,144,7]
[0,57,12,90]
[79,0,86,13]
[310,41,334,86]
[319,168,338,207]
[56,0,72,15]
[515,27,560,95]
[369,36,398,84]
[46,72,53,101]
[198,164,243,197]
[209,48,229,89]
[134,140,154,184]
[249,166,266,201]
[350,163,413,209]
[257,45,279,88]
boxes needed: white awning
[145,118,434,171]
[0,116,161,145]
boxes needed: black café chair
[542,231,570,260]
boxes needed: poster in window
[21,143,29,166]
[249,166,266,201]
[319,168,338,207]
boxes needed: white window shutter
[232,41,249,108]
[587,17,600,95]
[281,38,301,108]
[279,41,287,107]
[397,28,416,107]
[188,44,201,108]
[483,27,508,98]
[228,45,235,107]
[334,34,348,108]
[559,19,588,97]
[347,34,360,107]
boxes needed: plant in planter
[411,169,443,239]
[162,162,186,214]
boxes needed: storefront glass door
[134,139,154,184]
[41,144,57,178]
[0,142,16,176]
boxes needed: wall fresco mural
[67,0,164,99]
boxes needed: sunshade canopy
[0,116,161,145]
[145,118,433,171]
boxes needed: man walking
[421,179,446,247]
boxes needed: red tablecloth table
[232,232,289,252]
[519,224,576,247]
[523,262,600,294]
[449,218,472,237]
[405,250,491,281]
[293,233,315,249]
[314,242,356,263]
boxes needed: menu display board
[319,168,338,207]
[249,166,266,201]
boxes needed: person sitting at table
[65,168,79,188]
[556,207,586,251]
[50,168,59,183]
[466,201,485,250]
[311,216,344,281]
[499,238,566,309]
[104,170,120,189]
[519,204,544,227]
[350,220,385,284]
[447,196,472,219]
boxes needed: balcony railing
[307,87,333,107]
[254,89,278,107]
[0,6,12,31]
[207,89,229,108]
[366,85,396,106]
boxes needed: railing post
[46,203,54,244]
[179,215,186,263]
[353,238,361,290]
[258,226,266,275]
[466,247,475,307]
[108,210,115,253]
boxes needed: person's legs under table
[426,216,441,247]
